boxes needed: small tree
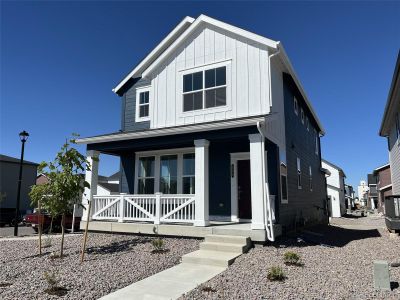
[30,134,91,257]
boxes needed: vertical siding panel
[236,40,248,117]
[194,29,205,66]
[185,40,195,69]
[157,69,167,127]
[260,48,269,114]
[166,61,176,126]
[248,45,261,115]
[176,48,185,126]
[204,27,215,64]
[214,30,225,61]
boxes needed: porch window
[138,156,155,194]
[182,153,195,194]
[297,157,302,189]
[281,174,288,202]
[160,155,178,194]
[182,66,226,112]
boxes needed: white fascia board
[277,43,326,136]
[76,115,266,145]
[112,16,195,94]
[142,14,278,78]
[373,163,390,172]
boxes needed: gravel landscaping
[0,233,200,299]
[181,216,400,300]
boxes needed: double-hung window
[297,157,302,189]
[183,66,226,112]
[136,87,151,121]
[301,108,305,124]
[182,153,195,194]
[294,97,298,115]
[160,155,178,194]
[138,156,155,194]
[136,151,195,195]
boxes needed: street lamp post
[14,130,29,236]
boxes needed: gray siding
[388,112,400,194]
[279,74,327,232]
[0,162,37,213]
[123,78,151,132]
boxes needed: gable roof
[112,14,325,135]
[380,50,400,136]
[321,159,346,178]
[112,16,194,94]
[0,154,39,166]
[373,163,390,173]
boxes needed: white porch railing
[92,193,195,224]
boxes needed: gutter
[256,121,275,242]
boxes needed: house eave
[112,16,195,95]
[76,115,268,145]
[379,50,400,137]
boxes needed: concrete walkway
[100,234,250,300]
[99,263,225,300]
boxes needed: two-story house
[379,50,400,231]
[321,159,346,218]
[373,164,392,213]
[76,15,327,241]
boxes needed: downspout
[257,121,274,241]
[268,42,281,108]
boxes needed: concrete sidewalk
[99,263,225,300]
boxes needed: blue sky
[1,1,399,191]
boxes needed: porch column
[194,139,210,226]
[249,134,266,229]
[81,150,99,221]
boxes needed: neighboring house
[344,184,355,211]
[379,51,400,194]
[0,154,38,215]
[36,173,49,185]
[357,180,369,207]
[367,173,378,210]
[373,163,392,213]
[98,171,120,195]
[321,159,346,218]
[76,15,327,241]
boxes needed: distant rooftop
[0,154,39,166]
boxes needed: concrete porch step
[199,241,248,253]
[181,249,242,267]
[204,234,251,245]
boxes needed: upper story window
[297,157,302,189]
[294,97,298,115]
[183,66,226,112]
[301,108,305,124]
[315,129,319,155]
[136,87,151,122]
[306,117,310,131]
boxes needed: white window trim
[134,148,195,194]
[294,96,298,115]
[180,60,231,116]
[135,86,151,122]
[297,157,302,189]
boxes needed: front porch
[80,220,281,242]
[78,121,280,241]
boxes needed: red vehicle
[24,211,81,233]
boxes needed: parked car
[24,211,81,233]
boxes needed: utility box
[373,260,391,291]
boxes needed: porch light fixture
[14,130,29,236]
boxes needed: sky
[1,1,399,191]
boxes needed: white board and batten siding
[145,23,271,129]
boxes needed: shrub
[267,266,285,281]
[151,238,165,251]
[44,270,60,290]
[283,251,302,266]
